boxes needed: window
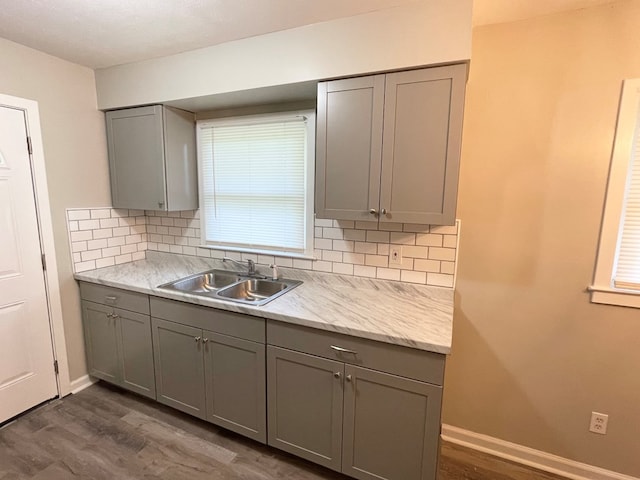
[591,79,640,308]
[197,111,315,258]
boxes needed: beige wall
[0,38,111,380]
[94,0,472,109]
[445,1,640,476]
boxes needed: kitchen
[0,0,638,479]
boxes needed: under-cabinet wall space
[66,207,459,288]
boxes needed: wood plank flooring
[0,382,567,480]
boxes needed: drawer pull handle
[330,345,357,355]
[105,295,118,303]
[346,374,352,382]
[333,372,341,379]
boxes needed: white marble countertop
[74,252,454,354]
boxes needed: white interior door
[0,105,57,423]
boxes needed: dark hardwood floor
[0,382,566,480]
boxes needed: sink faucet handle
[247,259,256,274]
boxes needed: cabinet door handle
[368,209,378,216]
[346,374,352,383]
[202,338,209,344]
[111,314,119,319]
[158,201,165,209]
[106,313,113,318]
[330,345,357,355]
[194,336,201,343]
[380,208,387,215]
[333,372,341,379]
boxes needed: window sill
[201,244,316,261]
[589,286,640,309]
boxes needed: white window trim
[196,110,316,259]
[590,78,640,308]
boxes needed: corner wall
[445,1,640,477]
[0,38,111,380]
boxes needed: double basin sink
[158,269,302,306]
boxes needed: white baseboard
[69,375,97,395]
[441,424,639,480]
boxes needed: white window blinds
[613,102,640,290]
[198,115,312,255]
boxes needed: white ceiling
[0,0,416,69]
[0,0,623,70]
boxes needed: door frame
[0,93,71,396]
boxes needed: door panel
[267,346,344,472]
[342,365,443,480]
[81,301,119,383]
[204,332,266,442]
[117,308,155,399]
[316,75,385,221]
[0,106,57,423]
[106,106,166,210]
[151,317,205,418]
[380,65,466,225]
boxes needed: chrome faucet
[223,257,267,279]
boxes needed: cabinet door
[116,308,156,400]
[106,105,167,210]
[267,346,344,472]
[151,317,205,419]
[316,75,385,221]
[204,331,266,443]
[380,64,466,225]
[342,365,443,480]
[82,301,119,384]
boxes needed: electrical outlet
[589,412,608,435]
[389,246,403,266]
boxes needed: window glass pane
[614,105,640,290]
[199,117,309,254]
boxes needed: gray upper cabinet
[106,105,197,211]
[316,64,466,226]
[316,75,385,221]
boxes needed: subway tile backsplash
[66,208,147,272]
[67,208,459,288]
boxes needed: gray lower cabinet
[342,365,443,480]
[151,317,206,418]
[204,332,266,442]
[267,346,344,471]
[266,321,445,480]
[316,64,466,226]
[81,300,156,399]
[150,298,266,443]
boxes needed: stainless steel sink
[161,271,241,294]
[158,269,301,306]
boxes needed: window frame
[196,110,316,259]
[591,78,640,308]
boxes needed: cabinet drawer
[150,297,265,343]
[267,321,444,386]
[79,282,150,315]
